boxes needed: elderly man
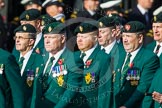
[75,21,111,108]
[113,21,159,108]
[14,24,44,108]
[31,22,83,108]
[12,9,45,56]
[146,12,162,66]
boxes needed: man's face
[15,32,34,52]
[46,5,59,17]
[98,27,114,47]
[44,34,65,54]
[84,0,99,11]
[122,32,143,53]
[25,4,42,11]
[138,0,153,9]
[20,20,40,32]
[152,23,162,43]
[77,31,97,52]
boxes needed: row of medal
[0,64,4,74]
[126,69,140,81]
[26,70,34,87]
[52,64,67,78]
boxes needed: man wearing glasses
[14,24,44,108]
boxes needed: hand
[152,91,162,103]
[119,106,126,108]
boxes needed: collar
[129,46,142,63]
[137,4,148,15]
[20,49,33,60]
[82,44,97,63]
[53,13,65,21]
[101,40,116,54]
[33,32,42,48]
[87,10,96,16]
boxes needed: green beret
[42,22,65,34]
[153,12,162,23]
[98,14,118,28]
[40,14,56,26]
[19,9,41,21]
[122,21,145,33]
[14,24,36,34]
[74,21,98,34]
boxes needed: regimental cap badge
[23,25,27,31]
[26,14,30,20]
[41,20,45,26]
[48,26,52,32]
[125,24,131,31]
[99,22,103,27]
[108,13,112,17]
[58,0,63,2]
[154,16,157,22]
[79,26,83,32]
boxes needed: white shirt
[81,44,97,63]
[87,10,96,16]
[137,4,148,15]
[53,13,65,21]
[43,46,66,75]
[153,42,162,57]
[101,40,116,54]
[121,46,141,71]
[20,49,33,76]
[33,32,42,48]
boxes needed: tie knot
[50,57,55,63]
[81,52,86,59]
[127,53,132,58]
[19,57,25,63]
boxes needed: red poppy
[129,62,134,68]
[58,59,64,65]
[86,59,92,67]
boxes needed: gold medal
[85,73,91,84]
[57,75,64,87]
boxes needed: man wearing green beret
[75,21,111,108]
[113,21,159,108]
[97,14,124,108]
[12,9,45,57]
[31,22,83,108]
[20,0,42,11]
[14,24,44,108]
[146,12,162,66]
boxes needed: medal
[26,70,34,87]
[91,72,95,83]
[57,75,64,86]
[85,73,91,84]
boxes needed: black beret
[14,24,36,34]
[153,12,162,23]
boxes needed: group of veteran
[1,8,162,108]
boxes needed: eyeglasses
[13,36,31,40]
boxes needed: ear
[29,39,35,46]
[61,35,66,43]
[111,29,116,37]
[138,34,143,44]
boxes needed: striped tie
[18,57,24,70]
[121,53,131,85]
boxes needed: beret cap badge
[125,24,131,31]
[79,26,83,32]
[26,14,30,20]
[23,26,27,31]
[154,16,157,22]
[48,26,52,32]
[99,22,103,27]
[41,20,45,26]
